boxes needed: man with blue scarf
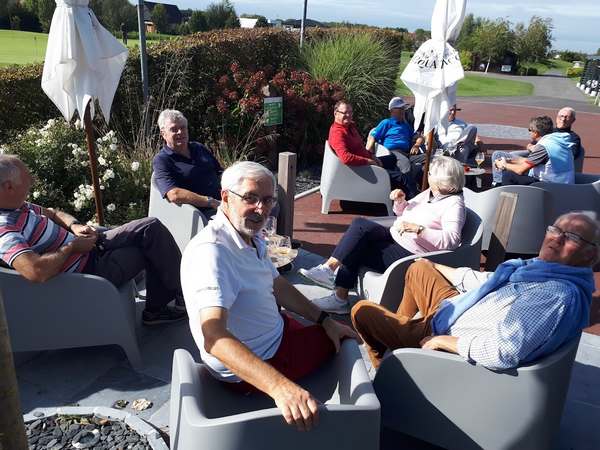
[351,212,597,370]
[493,115,576,185]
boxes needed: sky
[152,0,599,53]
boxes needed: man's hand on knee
[322,318,359,352]
[270,379,320,431]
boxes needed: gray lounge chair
[358,208,483,312]
[532,179,600,226]
[575,172,600,184]
[0,267,142,368]
[374,336,580,450]
[320,141,393,215]
[169,340,380,450]
[463,185,549,254]
[148,173,208,253]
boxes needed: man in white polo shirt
[181,161,357,432]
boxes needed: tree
[472,18,514,72]
[151,3,169,34]
[36,0,55,32]
[205,0,239,30]
[88,0,136,33]
[188,10,208,33]
[414,28,430,48]
[596,48,600,56]
[456,13,483,51]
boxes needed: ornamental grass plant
[301,33,401,132]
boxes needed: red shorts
[228,313,335,393]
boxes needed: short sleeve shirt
[180,209,283,382]
[152,141,223,200]
[370,118,414,152]
[0,202,89,272]
[526,143,549,167]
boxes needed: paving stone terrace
[15,95,600,449]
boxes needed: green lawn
[0,29,169,67]
[396,51,534,97]
[0,30,48,66]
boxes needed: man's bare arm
[201,306,319,431]
[365,135,376,153]
[273,276,358,352]
[420,335,458,354]
[165,187,219,209]
[11,236,97,282]
[495,157,532,176]
[42,208,97,237]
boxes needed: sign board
[264,97,283,126]
[501,65,512,73]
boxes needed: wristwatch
[317,310,330,325]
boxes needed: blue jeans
[491,150,529,184]
[331,218,412,289]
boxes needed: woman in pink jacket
[300,156,466,314]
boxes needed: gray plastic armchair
[574,146,585,173]
[169,340,380,450]
[374,336,580,450]
[320,141,393,215]
[463,185,549,254]
[575,172,600,184]
[148,173,208,253]
[358,208,483,312]
[532,179,600,226]
[0,266,142,368]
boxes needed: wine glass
[263,216,277,238]
[475,151,485,169]
[447,145,457,158]
[277,236,292,256]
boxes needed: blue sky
[147,0,599,53]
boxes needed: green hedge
[566,67,583,78]
[0,29,299,142]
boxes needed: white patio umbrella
[41,0,128,225]
[400,0,466,189]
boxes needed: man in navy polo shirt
[153,110,223,216]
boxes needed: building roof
[240,17,259,28]
[143,1,182,25]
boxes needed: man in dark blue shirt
[153,110,223,215]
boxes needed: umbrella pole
[421,130,434,191]
[83,104,105,226]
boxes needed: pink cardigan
[390,189,466,254]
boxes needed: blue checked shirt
[445,268,577,370]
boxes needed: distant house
[269,19,283,28]
[240,17,259,29]
[143,1,182,33]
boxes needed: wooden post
[421,129,435,191]
[0,293,29,450]
[486,192,518,271]
[83,104,105,226]
[277,152,297,238]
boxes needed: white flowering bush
[2,118,151,225]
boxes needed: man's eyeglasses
[335,110,353,116]
[228,190,277,208]
[546,225,596,247]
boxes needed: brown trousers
[351,260,459,368]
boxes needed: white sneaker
[299,264,336,289]
[311,293,350,314]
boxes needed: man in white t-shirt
[181,161,357,432]
[436,104,483,163]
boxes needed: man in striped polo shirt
[0,155,186,326]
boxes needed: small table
[268,247,299,268]
[464,167,485,190]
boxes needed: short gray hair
[157,109,188,130]
[0,154,23,185]
[559,106,576,120]
[221,161,276,194]
[428,156,465,194]
[556,211,600,244]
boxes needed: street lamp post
[137,0,149,103]
[300,0,308,48]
